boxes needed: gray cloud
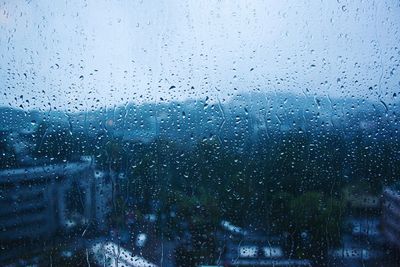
[1,0,399,111]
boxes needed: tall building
[0,157,112,263]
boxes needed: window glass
[1,0,400,266]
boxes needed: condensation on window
[0,0,400,266]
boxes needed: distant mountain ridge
[0,92,398,144]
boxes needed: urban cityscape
[1,93,400,266]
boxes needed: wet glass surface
[1,1,400,266]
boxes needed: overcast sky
[0,0,399,111]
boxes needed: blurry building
[0,157,112,240]
[216,221,312,267]
[382,186,400,249]
[0,156,112,263]
[90,241,157,267]
[343,187,380,210]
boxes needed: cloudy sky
[0,0,399,111]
